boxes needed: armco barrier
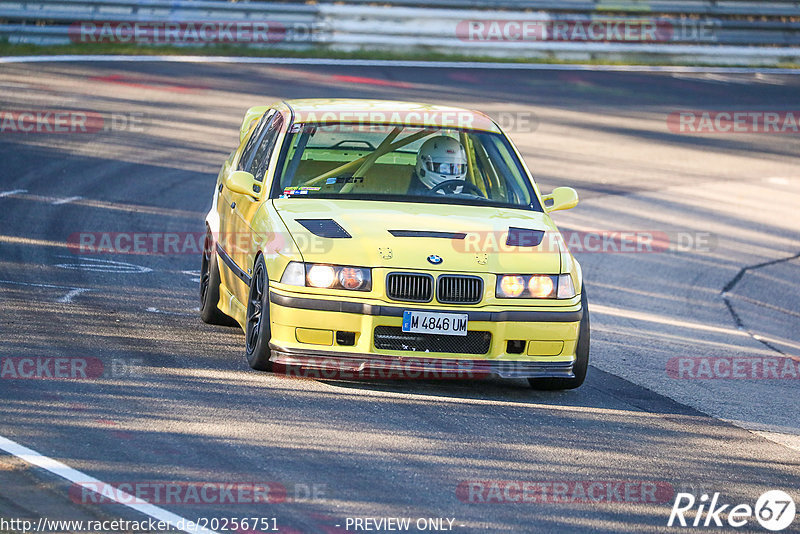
[1,0,799,64]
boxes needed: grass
[0,42,798,69]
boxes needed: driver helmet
[416,136,468,191]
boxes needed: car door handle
[230,202,236,209]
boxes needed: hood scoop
[506,227,545,247]
[295,219,351,238]
[389,230,466,239]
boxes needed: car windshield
[272,123,541,211]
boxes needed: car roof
[280,98,501,133]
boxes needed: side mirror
[225,170,262,197]
[542,187,579,213]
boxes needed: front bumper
[269,344,575,379]
[268,289,582,379]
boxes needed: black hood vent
[389,230,466,239]
[506,227,545,247]
[295,219,351,238]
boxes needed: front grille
[374,326,491,355]
[386,272,433,302]
[437,275,483,304]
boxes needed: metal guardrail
[316,0,800,18]
[1,0,800,64]
[0,0,322,46]
[0,0,316,18]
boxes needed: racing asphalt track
[0,60,798,533]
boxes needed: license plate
[402,310,469,336]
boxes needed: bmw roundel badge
[427,254,443,265]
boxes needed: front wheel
[528,290,589,391]
[245,255,272,371]
[200,228,237,326]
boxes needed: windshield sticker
[325,176,364,185]
[283,186,321,196]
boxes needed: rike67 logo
[669,490,796,531]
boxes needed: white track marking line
[145,307,196,317]
[0,189,27,198]
[0,54,799,74]
[592,303,749,337]
[751,431,800,453]
[51,196,82,205]
[0,279,91,303]
[181,270,202,283]
[54,255,153,274]
[766,177,792,185]
[0,435,218,534]
[0,279,88,291]
[56,288,89,303]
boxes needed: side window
[238,110,275,172]
[250,114,285,183]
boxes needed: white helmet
[416,136,468,191]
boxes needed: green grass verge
[0,42,798,69]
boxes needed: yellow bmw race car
[200,99,589,390]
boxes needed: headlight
[499,275,526,298]
[338,267,367,290]
[280,262,371,291]
[496,274,576,299]
[528,275,555,298]
[307,264,337,288]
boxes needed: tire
[528,290,590,391]
[245,255,272,371]
[200,228,238,326]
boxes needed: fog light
[506,340,525,354]
[336,331,356,346]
